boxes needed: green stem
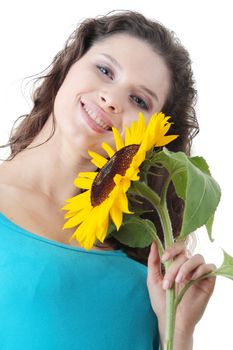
[157,203,176,350]
[131,181,161,207]
[131,181,164,257]
[132,180,176,350]
[163,287,176,350]
[145,220,164,257]
[175,271,216,308]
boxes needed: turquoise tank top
[0,212,159,349]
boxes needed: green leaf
[106,222,116,237]
[189,155,211,175]
[214,250,233,281]
[205,214,215,242]
[111,216,156,248]
[152,148,221,240]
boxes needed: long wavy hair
[0,10,198,265]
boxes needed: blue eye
[96,65,149,110]
[131,96,149,110]
[96,65,113,80]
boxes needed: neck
[0,117,98,208]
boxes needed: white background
[0,0,232,348]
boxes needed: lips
[80,100,113,133]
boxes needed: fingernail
[162,252,170,262]
[162,279,171,290]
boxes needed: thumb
[147,240,163,286]
[147,241,166,317]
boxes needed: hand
[147,240,216,344]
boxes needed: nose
[98,90,123,114]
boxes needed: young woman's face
[54,34,171,156]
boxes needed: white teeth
[83,104,111,130]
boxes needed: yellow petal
[82,236,96,250]
[159,121,171,136]
[112,127,124,150]
[125,165,140,181]
[133,112,146,144]
[74,225,96,250]
[78,172,98,180]
[82,209,100,247]
[81,235,96,250]
[74,177,93,190]
[61,190,90,211]
[124,126,132,146]
[156,134,179,147]
[129,121,138,143]
[113,174,131,193]
[140,117,156,151]
[133,149,146,166]
[118,190,132,214]
[88,150,108,168]
[97,215,109,242]
[130,120,137,134]
[113,173,123,186]
[64,208,85,219]
[70,210,97,250]
[63,206,92,229]
[122,177,131,192]
[101,142,115,158]
[110,205,123,230]
[146,113,157,132]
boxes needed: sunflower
[61,112,178,250]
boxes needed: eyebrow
[101,53,122,70]
[138,85,159,102]
[100,53,159,102]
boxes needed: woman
[0,10,216,349]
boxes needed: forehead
[85,34,171,106]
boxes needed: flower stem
[131,181,161,207]
[130,181,164,256]
[163,287,176,350]
[156,203,176,350]
[132,180,176,350]
[175,271,216,308]
[145,220,164,257]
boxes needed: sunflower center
[91,144,140,206]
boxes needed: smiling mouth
[81,102,112,131]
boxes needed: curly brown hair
[0,10,198,265]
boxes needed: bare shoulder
[0,181,21,214]
[0,174,70,244]
[0,162,44,214]
[0,164,80,246]
[0,182,36,231]
[0,163,49,228]
[0,162,23,208]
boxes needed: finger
[191,263,217,280]
[162,253,188,289]
[147,241,166,315]
[161,240,187,262]
[147,241,163,286]
[191,263,217,297]
[175,254,206,284]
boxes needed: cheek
[55,67,99,107]
[53,82,76,118]
[70,64,100,94]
